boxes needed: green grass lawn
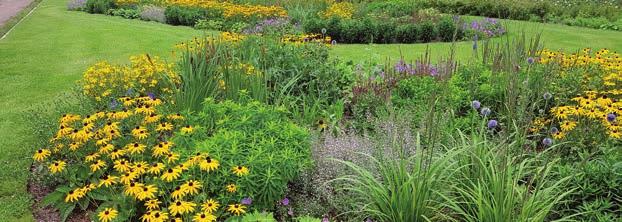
[332,19,622,63]
[1,0,621,221]
[0,0,203,220]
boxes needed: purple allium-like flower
[281,197,290,206]
[331,40,337,45]
[550,127,559,134]
[241,197,252,205]
[147,92,156,100]
[126,88,135,96]
[527,57,535,64]
[607,113,616,122]
[471,100,481,110]
[322,217,329,222]
[487,119,498,129]
[429,67,438,76]
[480,107,491,116]
[543,92,552,100]
[109,99,118,109]
[542,137,553,146]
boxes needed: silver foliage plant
[140,5,166,23]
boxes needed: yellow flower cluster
[115,0,139,5]
[282,33,333,45]
[174,33,245,52]
[165,0,287,19]
[81,54,179,102]
[537,48,622,140]
[320,1,355,19]
[34,96,249,221]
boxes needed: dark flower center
[104,211,109,215]
[168,169,173,173]
[37,149,43,153]
[188,182,193,186]
[176,202,182,206]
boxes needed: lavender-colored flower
[550,127,559,134]
[472,35,478,50]
[607,113,616,122]
[542,137,553,146]
[331,40,337,45]
[241,197,252,205]
[126,88,135,96]
[109,99,118,109]
[543,92,552,100]
[527,57,535,64]
[487,119,498,129]
[147,92,156,100]
[480,107,491,116]
[281,197,290,206]
[322,217,329,222]
[365,218,373,222]
[429,67,438,76]
[287,207,294,216]
[471,100,481,110]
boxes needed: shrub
[139,5,166,23]
[437,16,458,41]
[395,24,418,43]
[177,99,311,209]
[109,8,139,19]
[67,0,87,11]
[417,20,437,42]
[85,0,116,14]
[164,6,205,26]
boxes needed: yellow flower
[148,162,165,175]
[90,160,107,172]
[99,143,115,154]
[144,113,161,124]
[560,121,577,132]
[552,131,566,140]
[98,208,118,222]
[85,153,101,162]
[181,180,201,196]
[156,122,174,132]
[132,126,150,140]
[33,149,51,162]
[169,200,196,215]
[137,184,158,201]
[141,210,169,222]
[99,175,118,187]
[109,148,126,159]
[166,152,180,163]
[201,199,219,214]
[199,157,219,172]
[232,166,249,177]
[126,142,147,155]
[226,184,237,193]
[49,160,66,174]
[171,186,187,200]
[114,159,132,173]
[192,212,216,222]
[120,171,140,184]
[608,129,622,139]
[145,199,162,210]
[227,204,246,216]
[167,113,184,121]
[180,125,195,134]
[124,182,144,197]
[65,188,84,202]
[161,168,182,182]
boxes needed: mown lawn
[332,19,622,63]
[1,0,621,221]
[0,0,203,220]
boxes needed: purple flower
[331,40,337,45]
[543,92,552,100]
[147,92,156,100]
[241,197,252,205]
[550,127,559,134]
[527,57,535,64]
[487,119,498,129]
[607,113,616,122]
[287,207,294,216]
[281,197,290,206]
[480,107,491,116]
[542,137,553,146]
[126,88,135,96]
[109,99,118,109]
[471,100,481,110]
[429,67,438,76]
[322,217,329,222]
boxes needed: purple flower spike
[607,113,616,122]
[487,119,498,129]
[542,138,553,147]
[241,197,252,205]
[471,100,481,110]
[281,197,290,206]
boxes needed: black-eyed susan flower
[90,160,106,172]
[57,125,73,137]
[608,129,622,139]
[49,160,66,174]
[85,153,100,162]
[60,114,80,124]
[167,113,184,121]
[145,199,161,210]
[120,97,136,107]
[232,166,249,177]
[137,184,158,201]
[99,143,115,154]
[109,148,125,159]
[124,182,144,197]
[317,119,327,131]
[114,159,132,173]
[126,142,146,155]
[560,121,577,132]
[201,199,219,214]
[192,212,216,222]
[180,125,194,134]
[133,161,149,174]
[141,210,169,222]
[144,113,161,124]
[156,122,173,132]
[171,186,186,200]
[148,162,165,175]
[227,204,246,216]
[69,142,82,151]
[135,105,155,115]
[552,131,566,140]
[131,126,147,138]
[99,175,118,187]
[64,188,84,202]
[199,157,219,172]
[166,152,180,163]
[120,171,139,184]
[169,200,196,215]
[97,208,118,222]
[181,180,201,196]
[33,148,51,162]
[226,184,237,193]
[161,168,181,182]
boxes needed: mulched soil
[29,165,91,222]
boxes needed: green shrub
[109,8,139,19]
[417,20,437,42]
[437,16,458,42]
[177,99,311,209]
[85,0,115,14]
[395,24,418,43]
[194,19,223,30]
[164,6,205,26]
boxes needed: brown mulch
[28,165,91,222]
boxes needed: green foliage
[164,6,206,26]
[417,20,437,43]
[437,16,459,42]
[179,99,312,209]
[194,19,223,30]
[109,8,140,19]
[85,0,116,14]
